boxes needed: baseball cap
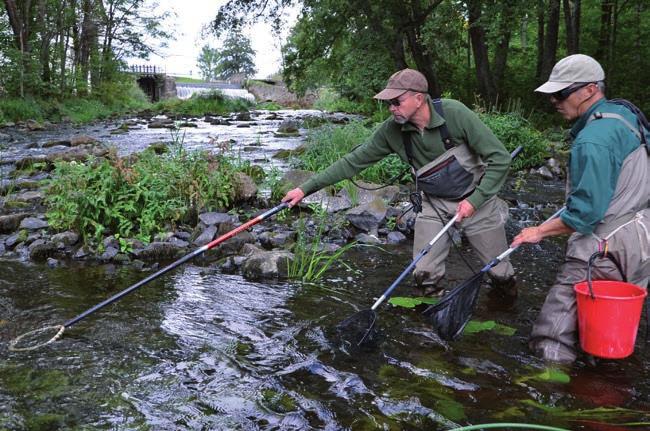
[535,54,605,93]
[374,68,428,100]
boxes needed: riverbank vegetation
[45,142,247,245]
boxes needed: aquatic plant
[287,204,357,282]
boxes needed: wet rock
[70,135,98,147]
[386,231,407,244]
[547,158,563,177]
[233,172,257,201]
[531,166,555,180]
[302,189,353,213]
[73,245,91,259]
[19,217,48,230]
[197,212,236,229]
[133,242,183,260]
[148,142,168,154]
[100,246,119,261]
[47,257,60,268]
[211,223,255,256]
[235,111,252,121]
[112,253,131,264]
[221,255,247,273]
[193,225,218,246]
[10,190,44,204]
[28,240,58,260]
[51,231,79,246]
[241,249,294,280]
[178,122,198,128]
[148,119,175,129]
[236,124,251,128]
[154,231,174,242]
[0,213,29,234]
[25,119,45,131]
[353,181,400,205]
[277,119,299,134]
[355,233,382,244]
[43,139,72,148]
[5,232,22,249]
[15,142,111,170]
[103,236,119,249]
[345,198,388,233]
[259,230,296,249]
[168,237,189,248]
[174,230,191,241]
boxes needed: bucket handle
[586,251,627,300]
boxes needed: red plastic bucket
[574,280,647,359]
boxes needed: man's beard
[393,115,407,124]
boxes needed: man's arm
[511,217,575,247]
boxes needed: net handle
[8,325,65,352]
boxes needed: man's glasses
[551,82,592,101]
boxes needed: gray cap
[535,54,605,93]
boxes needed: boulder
[133,242,183,260]
[19,217,48,230]
[232,172,257,201]
[345,198,388,233]
[0,213,29,234]
[242,249,294,280]
[28,240,58,260]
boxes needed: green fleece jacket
[299,97,511,209]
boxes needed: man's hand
[455,199,475,222]
[511,226,545,247]
[282,187,305,207]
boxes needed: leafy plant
[287,206,357,282]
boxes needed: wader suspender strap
[401,97,453,167]
[588,112,643,142]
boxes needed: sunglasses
[385,93,414,107]
[551,82,592,101]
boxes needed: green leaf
[516,367,571,385]
[388,296,439,308]
[463,320,517,336]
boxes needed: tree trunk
[467,0,497,104]
[540,0,560,82]
[4,0,36,96]
[596,0,614,68]
[536,0,546,81]
[563,0,581,54]
[404,26,441,98]
[493,0,516,92]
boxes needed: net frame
[8,325,65,352]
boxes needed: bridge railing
[126,65,161,75]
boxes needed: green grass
[173,76,206,84]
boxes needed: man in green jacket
[512,54,650,363]
[282,68,516,296]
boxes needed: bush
[154,90,253,116]
[296,121,410,186]
[0,98,44,122]
[45,145,241,244]
[478,111,550,170]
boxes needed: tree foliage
[214,30,256,79]
[212,0,650,114]
[0,0,173,98]
[197,45,220,81]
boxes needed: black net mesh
[423,273,484,340]
[335,309,378,348]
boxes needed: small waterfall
[176,84,255,102]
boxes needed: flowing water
[1,113,649,430]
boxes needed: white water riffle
[176,85,255,102]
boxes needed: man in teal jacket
[283,68,516,296]
[512,54,650,363]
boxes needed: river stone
[345,198,388,233]
[241,249,294,280]
[386,231,407,244]
[73,245,91,259]
[51,231,79,246]
[47,257,60,268]
[5,233,21,249]
[534,166,555,180]
[168,237,189,248]
[353,181,400,205]
[258,230,296,249]
[43,139,71,148]
[547,157,563,176]
[11,190,44,204]
[174,230,191,241]
[235,111,252,121]
[100,246,119,261]
[302,189,353,213]
[198,212,237,227]
[211,224,255,257]
[133,242,183,260]
[355,233,382,245]
[28,240,58,260]
[70,135,98,146]
[233,172,257,201]
[25,119,44,131]
[193,224,218,246]
[19,217,48,230]
[0,213,29,234]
